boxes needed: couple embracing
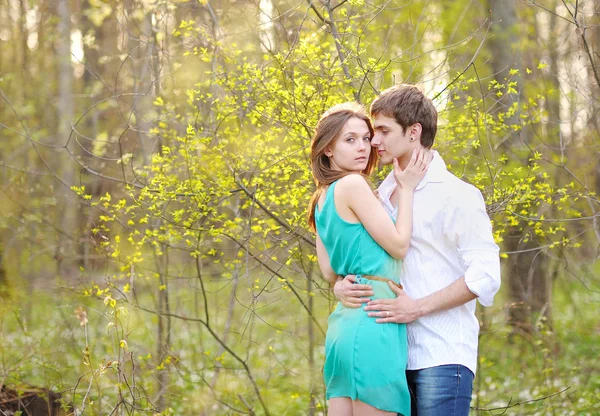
[307,85,501,416]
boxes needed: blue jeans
[406,364,474,416]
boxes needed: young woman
[307,103,429,416]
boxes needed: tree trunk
[0,242,7,298]
[56,0,77,280]
[19,0,28,103]
[590,3,600,246]
[488,0,551,333]
[131,8,160,165]
[156,245,170,413]
[307,266,315,416]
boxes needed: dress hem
[326,394,408,415]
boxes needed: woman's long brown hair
[307,102,378,231]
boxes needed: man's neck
[397,147,423,170]
[397,155,412,170]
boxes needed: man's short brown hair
[370,85,438,148]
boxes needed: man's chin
[379,156,394,165]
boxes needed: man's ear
[409,123,422,141]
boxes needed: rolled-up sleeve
[445,186,501,306]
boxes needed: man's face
[371,114,418,166]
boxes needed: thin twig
[471,386,570,412]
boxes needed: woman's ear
[324,146,333,157]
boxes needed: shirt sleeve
[444,185,501,307]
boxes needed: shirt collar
[378,168,397,213]
[415,150,448,190]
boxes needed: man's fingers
[346,284,373,291]
[421,150,431,171]
[346,290,374,297]
[364,299,394,310]
[409,148,418,165]
[393,157,401,175]
[414,148,423,166]
[418,148,429,170]
[348,297,371,304]
[344,275,357,283]
[367,310,390,317]
[388,281,404,295]
[422,156,430,172]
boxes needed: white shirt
[378,151,501,375]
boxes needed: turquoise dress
[315,180,410,415]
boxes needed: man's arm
[365,277,476,323]
[365,185,501,323]
[417,277,477,316]
[449,186,501,306]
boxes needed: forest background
[0,0,599,415]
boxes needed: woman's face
[325,117,372,173]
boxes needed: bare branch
[472,386,570,412]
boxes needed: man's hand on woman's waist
[333,275,374,308]
[364,282,423,323]
[364,277,478,324]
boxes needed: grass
[1,270,598,415]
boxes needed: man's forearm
[415,277,477,318]
[331,275,343,288]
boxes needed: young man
[333,85,501,415]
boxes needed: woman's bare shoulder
[336,174,371,190]
[335,174,375,206]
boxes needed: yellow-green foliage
[3,1,598,415]
[65,19,591,414]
